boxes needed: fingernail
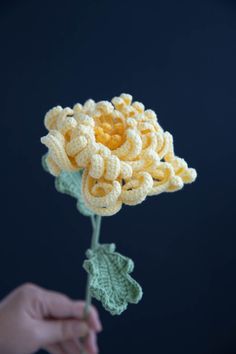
[75,322,89,338]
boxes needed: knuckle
[17,283,39,300]
[22,282,38,293]
[48,290,71,302]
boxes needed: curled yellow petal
[104,155,121,181]
[85,201,122,216]
[179,167,197,184]
[142,132,157,152]
[75,142,98,168]
[157,131,172,159]
[168,157,197,184]
[142,150,160,171]
[83,99,96,114]
[71,124,95,143]
[82,170,121,208]
[96,101,114,115]
[66,136,88,157]
[138,122,155,134]
[125,129,143,160]
[121,172,153,205]
[74,112,95,127]
[45,154,61,176]
[58,117,77,136]
[167,175,184,192]
[89,154,105,179]
[120,161,133,179]
[56,107,74,131]
[112,140,131,159]
[44,106,63,131]
[97,143,112,158]
[41,131,75,171]
[120,93,132,105]
[144,109,157,121]
[132,101,145,113]
[148,162,175,196]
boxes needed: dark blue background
[1,0,236,353]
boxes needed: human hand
[0,283,102,354]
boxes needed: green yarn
[83,215,102,316]
[55,171,82,199]
[83,243,143,315]
[55,170,94,217]
[80,215,102,354]
[41,155,93,217]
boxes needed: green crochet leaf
[83,243,143,315]
[41,154,93,217]
[55,171,94,217]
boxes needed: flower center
[94,119,125,150]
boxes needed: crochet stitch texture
[41,93,197,216]
[83,243,142,315]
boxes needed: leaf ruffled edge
[83,243,143,315]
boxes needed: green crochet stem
[84,215,102,316]
[41,160,143,319]
[41,156,143,351]
[80,215,102,354]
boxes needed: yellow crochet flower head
[41,93,197,216]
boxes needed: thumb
[37,319,89,346]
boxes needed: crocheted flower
[41,93,197,216]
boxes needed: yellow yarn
[41,93,197,216]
